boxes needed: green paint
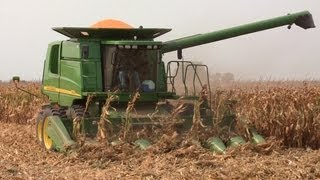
[250,128,266,144]
[46,116,76,152]
[39,11,314,152]
[161,11,314,53]
[43,11,314,106]
[134,139,151,150]
[207,137,226,154]
[227,136,246,147]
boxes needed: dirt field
[0,122,319,179]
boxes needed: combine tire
[70,105,90,137]
[36,107,60,151]
[42,116,54,150]
[70,105,88,119]
[36,112,44,143]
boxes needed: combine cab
[27,11,315,152]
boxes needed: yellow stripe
[43,86,81,97]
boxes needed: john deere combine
[24,11,315,152]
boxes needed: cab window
[50,45,59,74]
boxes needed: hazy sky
[0,0,319,80]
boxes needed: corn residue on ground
[0,81,320,179]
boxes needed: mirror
[11,76,39,97]
[12,76,20,83]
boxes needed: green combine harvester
[14,11,315,153]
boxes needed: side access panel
[80,41,102,92]
[59,60,82,105]
[58,40,102,106]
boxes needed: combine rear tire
[70,105,88,119]
[70,105,90,137]
[36,112,44,143]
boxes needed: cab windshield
[102,46,158,92]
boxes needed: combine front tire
[36,108,59,151]
[42,117,54,151]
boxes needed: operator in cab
[117,49,148,92]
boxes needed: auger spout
[161,11,315,53]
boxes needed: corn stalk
[97,94,118,142]
[122,91,140,140]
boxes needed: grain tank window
[50,44,59,74]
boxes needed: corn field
[0,81,319,149]
[0,82,47,124]
[0,81,319,179]
[212,81,320,149]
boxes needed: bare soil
[0,122,319,180]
